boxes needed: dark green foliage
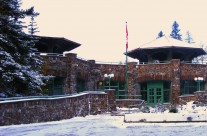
[28,11,39,35]
[0,0,47,97]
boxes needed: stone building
[37,36,207,104]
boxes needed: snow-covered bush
[140,106,150,113]
[187,116,193,121]
[169,108,178,113]
[139,119,147,122]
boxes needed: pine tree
[0,0,47,97]
[170,21,182,40]
[157,31,164,39]
[193,43,207,64]
[28,12,39,35]
[185,31,194,44]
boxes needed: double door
[147,82,163,104]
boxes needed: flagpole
[125,22,128,99]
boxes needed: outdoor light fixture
[194,77,204,91]
[104,74,114,89]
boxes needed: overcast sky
[22,0,207,62]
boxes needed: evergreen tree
[193,43,207,64]
[157,31,164,39]
[185,31,194,44]
[28,12,39,35]
[0,0,46,97]
[170,21,182,40]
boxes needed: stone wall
[179,91,207,104]
[194,91,207,103]
[116,99,144,108]
[179,95,196,103]
[137,62,172,82]
[171,59,181,104]
[180,63,207,81]
[95,63,126,81]
[105,89,116,111]
[41,53,207,104]
[0,92,107,126]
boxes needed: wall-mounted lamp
[194,77,204,91]
[104,74,114,89]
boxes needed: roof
[135,36,201,49]
[35,36,81,54]
[127,36,206,60]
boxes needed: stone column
[65,53,78,94]
[171,59,181,104]
[128,62,137,99]
[105,89,116,111]
[87,60,96,91]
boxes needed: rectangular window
[141,82,147,101]
[163,82,171,103]
[180,80,205,95]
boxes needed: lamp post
[104,74,114,89]
[194,77,204,91]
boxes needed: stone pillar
[105,89,116,111]
[171,59,181,104]
[65,53,78,94]
[87,60,96,91]
[128,62,137,99]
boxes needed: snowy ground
[125,101,207,122]
[0,114,207,136]
[1,102,207,136]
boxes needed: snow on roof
[139,36,200,49]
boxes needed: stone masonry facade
[0,92,107,126]
[42,53,207,104]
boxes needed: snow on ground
[1,101,207,136]
[0,114,207,136]
[125,101,207,122]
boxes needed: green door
[147,82,163,104]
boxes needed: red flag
[126,22,128,49]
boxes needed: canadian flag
[126,22,128,49]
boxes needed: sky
[22,0,207,62]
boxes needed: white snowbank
[1,114,207,136]
[125,101,207,122]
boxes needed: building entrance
[147,82,164,104]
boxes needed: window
[180,80,205,95]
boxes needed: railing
[138,60,171,65]
[181,61,207,65]
[95,61,124,65]
[138,60,207,65]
